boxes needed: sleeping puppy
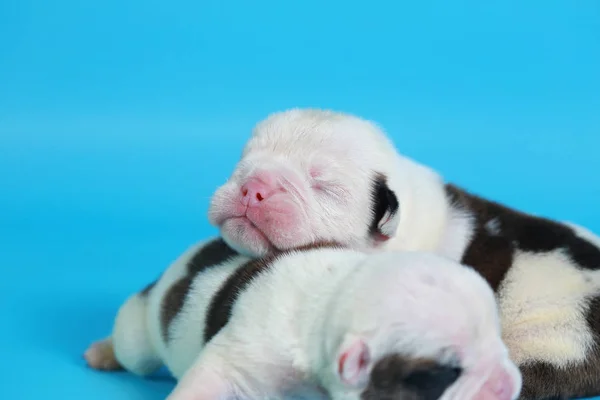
[207,109,600,399]
[208,108,435,257]
[85,240,521,400]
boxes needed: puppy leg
[167,334,279,400]
[166,359,239,400]
[84,336,122,371]
[85,292,162,376]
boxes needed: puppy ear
[471,360,521,400]
[370,174,400,241]
[336,336,372,387]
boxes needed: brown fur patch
[203,255,278,343]
[160,277,193,341]
[361,354,461,400]
[203,240,343,343]
[445,185,515,291]
[445,184,600,399]
[160,238,239,342]
[445,184,600,274]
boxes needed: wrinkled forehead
[241,110,394,165]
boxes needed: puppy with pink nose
[208,109,600,399]
[208,109,423,256]
[85,108,600,399]
[86,240,521,400]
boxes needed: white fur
[436,207,475,261]
[86,109,599,399]
[498,250,600,367]
[166,260,244,378]
[209,109,600,373]
[145,240,212,365]
[104,238,251,379]
[112,294,161,375]
[208,108,451,257]
[109,245,520,400]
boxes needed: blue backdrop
[1,0,599,399]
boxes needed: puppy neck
[383,155,451,254]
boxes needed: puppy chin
[208,185,243,228]
[220,218,274,257]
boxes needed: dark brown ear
[361,354,462,400]
[369,173,400,242]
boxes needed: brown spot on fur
[446,184,600,290]
[445,184,600,399]
[203,240,343,344]
[160,238,239,342]
[187,238,239,274]
[160,277,193,341]
[361,354,461,400]
[518,295,600,399]
[518,353,600,400]
[445,185,515,291]
[204,255,277,343]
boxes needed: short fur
[362,355,462,400]
[160,238,239,341]
[206,109,600,399]
[86,241,521,400]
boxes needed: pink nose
[240,179,273,207]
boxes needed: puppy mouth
[226,216,277,250]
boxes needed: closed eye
[309,168,326,191]
[311,180,325,191]
[312,181,349,201]
[308,167,349,199]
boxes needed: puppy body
[208,109,600,399]
[442,187,600,399]
[87,240,520,400]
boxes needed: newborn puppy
[209,109,600,399]
[208,109,435,257]
[85,239,521,400]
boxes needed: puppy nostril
[256,193,264,201]
[242,188,248,196]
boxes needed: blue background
[1,0,599,398]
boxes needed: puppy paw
[84,338,123,371]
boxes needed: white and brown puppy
[85,239,521,400]
[208,109,600,399]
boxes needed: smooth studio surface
[1,1,599,399]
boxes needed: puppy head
[208,109,403,256]
[320,252,522,400]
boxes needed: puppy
[85,239,521,400]
[208,109,600,399]
[208,108,434,257]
